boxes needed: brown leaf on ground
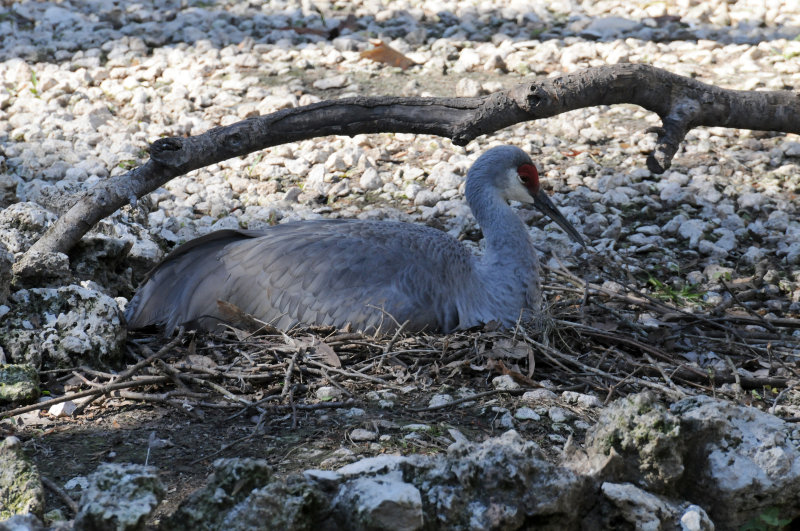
[490,359,537,387]
[483,338,533,360]
[217,300,278,336]
[360,40,416,70]
[311,337,342,368]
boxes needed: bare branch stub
[14,64,800,273]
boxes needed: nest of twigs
[7,261,800,436]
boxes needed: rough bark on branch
[14,63,800,277]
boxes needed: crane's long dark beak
[533,189,586,247]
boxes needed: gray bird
[126,145,584,335]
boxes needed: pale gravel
[1,0,799,321]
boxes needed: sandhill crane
[126,145,584,335]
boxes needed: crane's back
[126,219,482,335]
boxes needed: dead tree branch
[14,63,800,276]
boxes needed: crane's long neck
[462,179,541,327]
[455,149,545,328]
[467,181,538,275]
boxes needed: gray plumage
[126,145,584,335]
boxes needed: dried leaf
[590,319,619,332]
[446,340,472,350]
[448,428,469,444]
[482,320,503,332]
[492,359,536,386]
[483,338,533,360]
[527,347,536,379]
[217,300,277,335]
[443,359,469,370]
[311,337,341,368]
[186,354,217,369]
[360,40,416,70]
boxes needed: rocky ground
[1,0,800,529]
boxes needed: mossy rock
[0,436,44,520]
[0,364,40,404]
[0,284,125,370]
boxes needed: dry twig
[41,476,79,515]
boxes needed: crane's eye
[517,164,539,189]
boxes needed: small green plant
[247,153,263,176]
[314,6,326,26]
[709,270,732,282]
[783,49,800,60]
[529,27,545,38]
[117,160,138,170]
[740,507,792,531]
[515,63,532,75]
[647,276,705,304]
[29,71,39,97]
[427,425,444,438]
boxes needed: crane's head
[471,145,585,246]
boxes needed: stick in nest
[0,376,173,419]
[41,476,79,515]
[281,352,299,400]
[73,329,186,416]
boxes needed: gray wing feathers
[125,230,256,333]
[126,220,479,335]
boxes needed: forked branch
[14,63,800,277]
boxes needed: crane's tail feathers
[125,230,258,335]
